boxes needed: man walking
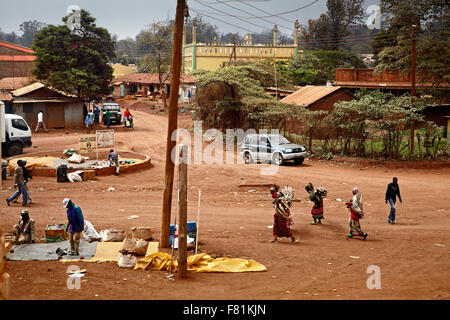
[63,198,84,256]
[105,109,111,128]
[108,149,120,176]
[385,177,402,224]
[93,103,100,124]
[6,160,28,207]
[12,209,35,244]
[35,110,48,132]
[13,160,33,204]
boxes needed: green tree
[32,10,115,101]
[137,20,173,106]
[278,50,366,86]
[373,0,449,100]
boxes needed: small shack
[10,82,85,129]
[281,85,355,112]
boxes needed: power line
[199,0,321,19]
[192,0,285,35]
[200,0,296,31]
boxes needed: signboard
[79,135,97,153]
[96,129,115,148]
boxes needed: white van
[1,101,32,156]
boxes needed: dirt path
[1,109,449,300]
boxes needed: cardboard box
[121,237,148,256]
[45,224,67,242]
[131,226,152,240]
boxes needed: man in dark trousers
[108,149,120,176]
[63,198,84,256]
[385,177,402,224]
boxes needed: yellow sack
[134,252,266,273]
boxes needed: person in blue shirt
[93,104,100,124]
[63,198,84,255]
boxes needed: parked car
[240,134,307,165]
[101,102,121,125]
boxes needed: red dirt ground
[1,107,449,300]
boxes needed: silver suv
[240,134,307,165]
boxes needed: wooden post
[409,25,416,158]
[161,0,186,248]
[178,145,188,279]
[0,109,10,299]
[195,189,201,255]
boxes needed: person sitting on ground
[13,209,35,244]
[108,149,120,176]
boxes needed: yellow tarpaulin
[134,252,267,273]
[60,241,159,263]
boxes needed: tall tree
[19,20,46,47]
[32,9,115,101]
[136,20,173,106]
[184,15,219,43]
[301,0,365,50]
[373,0,449,99]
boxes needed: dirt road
[2,108,449,300]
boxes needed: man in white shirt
[35,110,48,132]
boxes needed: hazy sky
[0,0,380,40]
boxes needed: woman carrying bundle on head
[305,182,327,225]
[346,187,368,240]
[269,186,298,244]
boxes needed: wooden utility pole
[409,24,417,158]
[161,0,187,248]
[0,114,10,299]
[177,145,188,279]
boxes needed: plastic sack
[99,228,125,242]
[67,171,83,182]
[118,253,138,268]
[68,153,87,164]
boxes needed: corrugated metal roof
[113,73,196,84]
[12,82,45,96]
[281,85,342,106]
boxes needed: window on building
[220,48,222,53]
[23,103,33,113]
[199,47,202,53]
[240,48,242,53]
[215,48,217,53]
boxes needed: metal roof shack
[9,82,84,129]
[281,85,355,111]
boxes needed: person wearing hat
[12,209,35,244]
[63,198,84,255]
[6,159,28,207]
